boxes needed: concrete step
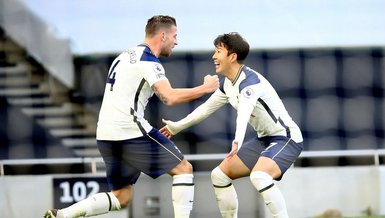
[0,62,31,74]
[37,117,86,129]
[1,32,99,160]
[72,148,101,157]
[50,128,95,138]
[0,78,34,87]
[62,137,97,148]
[7,96,53,106]
[0,87,47,97]
[21,104,77,117]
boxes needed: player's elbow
[161,95,179,106]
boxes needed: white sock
[211,167,238,218]
[250,171,288,218]
[172,174,194,218]
[59,192,121,218]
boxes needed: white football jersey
[96,44,168,140]
[173,65,303,147]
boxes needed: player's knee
[175,159,193,174]
[112,186,133,209]
[211,166,232,186]
[117,197,130,208]
[250,171,273,192]
[211,167,222,183]
[181,159,193,173]
[168,159,193,175]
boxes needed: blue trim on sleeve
[239,66,260,92]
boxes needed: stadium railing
[1,149,385,176]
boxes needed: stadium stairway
[0,28,100,161]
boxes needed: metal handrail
[1,149,385,176]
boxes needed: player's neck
[143,39,161,57]
[226,64,243,82]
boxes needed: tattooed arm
[151,75,219,106]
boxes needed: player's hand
[203,75,219,93]
[227,140,239,159]
[160,118,176,138]
[160,125,173,139]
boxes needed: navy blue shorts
[97,128,184,190]
[237,136,303,180]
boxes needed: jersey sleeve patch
[242,87,255,98]
[154,63,166,79]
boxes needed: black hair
[213,32,250,63]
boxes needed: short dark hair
[213,32,250,63]
[145,15,177,37]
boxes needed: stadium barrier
[2,149,385,176]
[1,156,385,217]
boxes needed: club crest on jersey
[243,87,254,98]
[154,64,165,79]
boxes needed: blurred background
[1,0,385,217]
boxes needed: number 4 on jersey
[107,60,120,91]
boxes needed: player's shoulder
[241,65,261,78]
[239,65,261,87]
[117,45,162,68]
[134,44,161,63]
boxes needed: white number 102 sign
[53,177,109,208]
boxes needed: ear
[230,53,238,63]
[161,32,166,41]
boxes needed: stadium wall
[1,166,384,218]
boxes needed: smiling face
[212,43,236,75]
[212,33,250,77]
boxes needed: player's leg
[44,140,139,218]
[211,155,250,218]
[139,128,194,218]
[210,137,264,218]
[250,137,303,218]
[250,157,288,218]
[168,159,194,218]
[46,189,126,218]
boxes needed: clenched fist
[203,75,219,93]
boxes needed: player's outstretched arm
[159,89,228,139]
[152,74,219,106]
[159,118,183,138]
